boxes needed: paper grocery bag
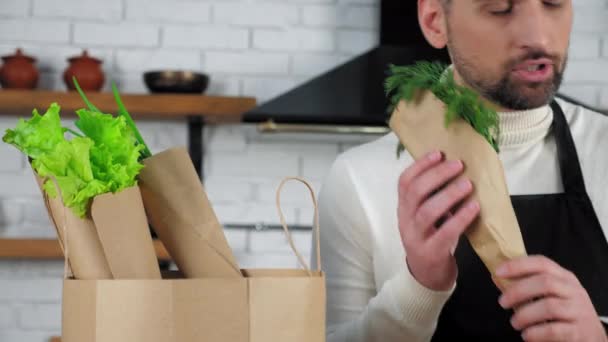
[36,171,161,280]
[388,91,527,288]
[138,147,241,278]
[62,177,326,342]
[36,175,112,280]
[62,269,325,342]
[90,186,161,279]
[62,270,325,342]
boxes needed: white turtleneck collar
[497,104,553,150]
[443,64,554,150]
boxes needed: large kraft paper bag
[389,91,527,288]
[36,171,161,280]
[62,269,325,342]
[61,177,326,342]
[138,147,241,278]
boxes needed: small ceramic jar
[0,48,39,89]
[64,50,105,91]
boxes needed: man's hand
[398,150,480,291]
[497,255,608,342]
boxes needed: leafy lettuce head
[2,103,66,159]
[2,102,145,218]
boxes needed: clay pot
[0,48,39,89]
[64,50,104,91]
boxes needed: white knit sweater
[315,98,608,341]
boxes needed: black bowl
[143,71,209,94]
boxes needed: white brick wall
[206,51,290,75]
[213,3,299,27]
[163,26,249,50]
[0,0,606,340]
[74,23,160,47]
[0,20,70,44]
[253,28,336,51]
[0,0,30,17]
[601,87,608,108]
[561,2,608,109]
[33,0,123,21]
[126,0,212,24]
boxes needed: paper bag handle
[275,177,321,274]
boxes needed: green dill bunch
[385,61,500,155]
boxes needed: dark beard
[447,41,567,110]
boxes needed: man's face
[443,0,573,110]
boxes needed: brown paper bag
[61,177,326,342]
[138,147,241,278]
[36,175,112,280]
[91,186,161,279]
[388,91,527,288]
[36,171,161,279]
[62,269,325,342]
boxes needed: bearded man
[316,1,608,341]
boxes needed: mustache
[507,49,561,68]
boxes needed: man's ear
[418,0,449,49]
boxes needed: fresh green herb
[396,143,405,159]
[72,77,100,113]
[385,61,500,158]
[111,83,151,159]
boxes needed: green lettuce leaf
[33,137,110,218]
[2,103,66,158]
[72,77,151,160]
[2,101,144,218]
[75,108,144,192]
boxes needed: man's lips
[512,58,555,83]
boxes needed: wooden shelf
[0,89,256,121]
[0,238,171,261]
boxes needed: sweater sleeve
[312,155,454,342]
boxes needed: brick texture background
[0,0,606,340]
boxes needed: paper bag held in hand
[388,91,527,288]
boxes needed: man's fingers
[414,177,473,232]
[521,322,574,342]
[496,255,573,281]
[429,199,480,254]
[398,150,443,196]
[406,159,464,209]
[499,274,573,310]
[510,298,574,331]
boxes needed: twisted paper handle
[275,177,321,276]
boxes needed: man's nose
[511,4,551,52]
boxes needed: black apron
[432,101,608,341]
